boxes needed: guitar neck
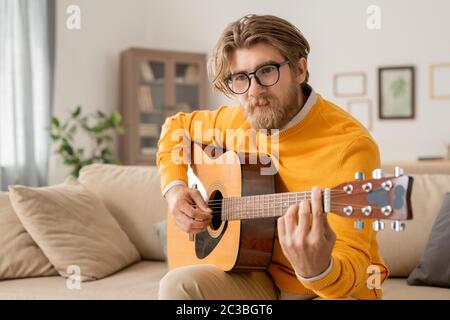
[221,191,315,221]
[218,174,412,223]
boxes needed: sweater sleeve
[156,107,232,192]
[299,135,384,298]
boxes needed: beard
[243,84,301,130]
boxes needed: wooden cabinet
[119,48,207,165]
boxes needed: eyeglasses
[224,60,290,95]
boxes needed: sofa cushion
[153,219,167,259]
[0,192,57,280]
[8,176,140,281]
[382,278,450,300]
[78,164,168,261]
[0,261,167,300]
[407,192,450,288]
[377,174,450,277]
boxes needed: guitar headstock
[330,166,413,232]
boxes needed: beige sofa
[1,161,449,300]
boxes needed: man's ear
[294,57,308,85]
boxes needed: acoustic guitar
[167,144,413,272]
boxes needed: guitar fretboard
[221,191,314,220]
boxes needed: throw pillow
[78,164,168,261]
[153,219,167,260]
[0,192,57,280]
[407,192,450,288]
[8,176,141,281]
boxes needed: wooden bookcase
[119,48,207,165]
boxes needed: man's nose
[247,75,267,97]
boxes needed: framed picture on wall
[378,66,415,119]
[429,64,450,100]
[333,72,366,97]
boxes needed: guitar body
[167,144,414,272]
[167,146,277,271]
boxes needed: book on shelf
[138,85,153,112]
[140,62,155,82]
[141,147,158,156]
[184,64,199,83]
[139,123,159,137]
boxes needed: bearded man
[156,14,388,300]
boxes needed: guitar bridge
[323,188,331,213]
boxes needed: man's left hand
[277,186,336,279]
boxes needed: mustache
[247,95,277,109]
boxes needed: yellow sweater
[157,93,389,299]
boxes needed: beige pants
[158,264,317,300]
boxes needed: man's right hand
[165,184,213,234]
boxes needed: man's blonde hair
[209,14,310,96]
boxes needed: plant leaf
[72,106,81,118]
[51,117,60,128]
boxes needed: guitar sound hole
[209,190,223,231]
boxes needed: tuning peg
[394,166,404,177]
[343,206,353,216]
[372,220,385,231]
[391,220,406,232]
[372,168,384,179]
[362,182,373,192]
[343,184,353,194]
[362,206,372,216]
[381,205,392,216]
[354,219,364,230]
[354,172,365,181]
[381,180,393,191]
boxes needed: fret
[253,195,256,219]
[289,193,292,209]
[261,195,264,217]
[238,197,241,220]
[222,198,225,221]
[263,194,265,218]
[222,198,229,220]
[264,194,267,218]
[248,196,250,219]
[250,196,253,218]
[240,197,243,220]
[224,198,227,221]
[286,193,290,213]
[281,193,285,217]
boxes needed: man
[157,14,388,300]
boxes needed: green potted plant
[48,105,125,178]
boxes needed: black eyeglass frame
[224,60,290,95]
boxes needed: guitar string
[207,205,389,220]
[190,202,390,219]
[188,187,387,206]
[189,188,391,210]
[188,194,341,207]
[222,204,390,218]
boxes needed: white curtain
[0,0,55,190]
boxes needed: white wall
[49,0,450,184]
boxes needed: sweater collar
[280,86,317,133]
